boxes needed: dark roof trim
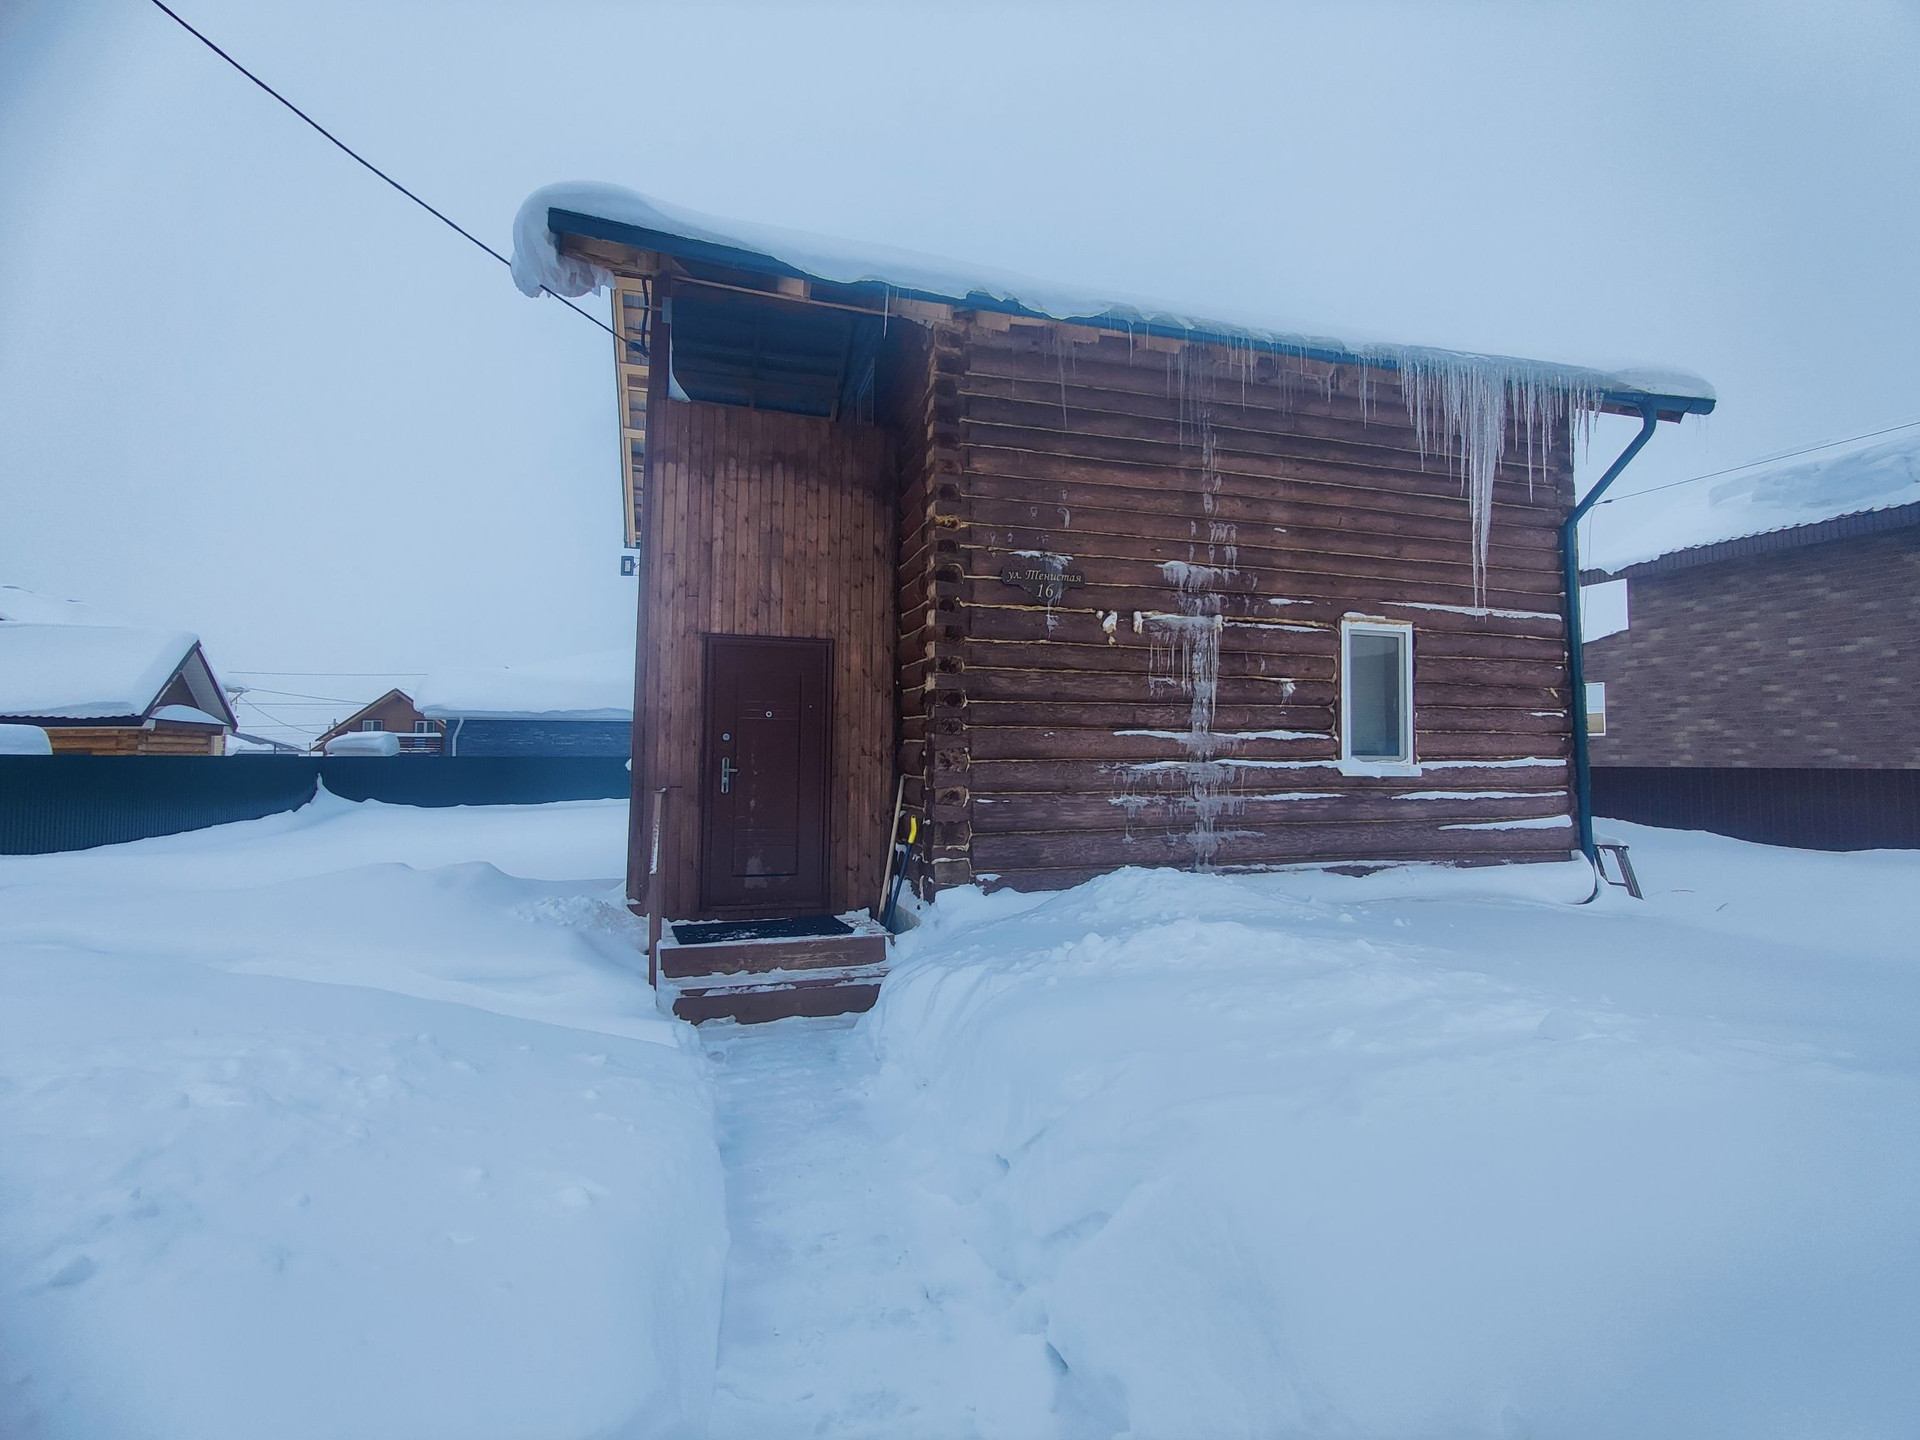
[1583,500,1920,583]
[550,208,1713,423]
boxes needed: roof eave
[549,207,1712,422]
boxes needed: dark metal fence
[0,757,631,855]
[1592,766,1920,851]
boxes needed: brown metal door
[700,636,832,914]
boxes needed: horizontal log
[967,755,1569,793]
[961,392,1569,498]
[969,821,1575,871]
[964,700,1334,730]
[961,422,1561,517]
[967,545,1551,606]
[963,636,1327,679]
[966,703,1568,745]
[961,443,1565,539]
[959,369,1573,483]
[965,510,1562,578]
[957,665,1564,705]
[972,790,1571,832]
[960,564,1559,622]
[967,727,1335,763]
[975,855,1571,892]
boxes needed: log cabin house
[508,186,1713,1019]
[0,622,235,755]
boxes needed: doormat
[672,914,855,946]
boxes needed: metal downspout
[1565,398,1660,866]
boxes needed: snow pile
[417,648,632,721]
[0,723,52,754]
[0,794,726,1440]
[0,622,198,720]
[863,836,1920,1437]
[323,728,401,755]
[1591,429,1920,571]
[510,183,1713,407]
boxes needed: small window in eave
[1341,620,1415,768]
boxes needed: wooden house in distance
[312,689,444,755]
[509,186,1712,1016]
[0,622,236,754]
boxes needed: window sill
[1337,759,1422,778]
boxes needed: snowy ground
[0,793,724,1440]
[4,797,1918,1438]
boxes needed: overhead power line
[1600,416,1920,506]
[143,0,615,339]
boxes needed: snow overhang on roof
[416,649,634,723]
[511,182,1716,424]
[0,624,202,722]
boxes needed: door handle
[720,757,736,794]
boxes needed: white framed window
[1340,618,1416,774]
[413,720,433,734]
[361,718,384,732]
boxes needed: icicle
[1383,350,1602,606]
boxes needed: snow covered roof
[512,183,1715,415]
[416,649,633,722]
[1589,431,1920,574]
[0,623,203,722]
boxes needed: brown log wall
[921,322,1580,892]
[634,399,896,920]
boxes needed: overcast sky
[4,1,1918,738]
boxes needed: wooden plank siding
[632,397,897,920]
[928,321,1579,892]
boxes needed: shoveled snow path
[703,1016,1055,1439]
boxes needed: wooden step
[656,913,889,980]
[664,961,888,1025]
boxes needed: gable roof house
[1581,435,1920,849]
[508,185,1712,1015]
[0,592,237,755]
[312,689,445,755]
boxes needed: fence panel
[0,757,631,855]
[1592,766,1920,851]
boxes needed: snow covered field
[3,796,1917,1438]
[0,794,724,1440]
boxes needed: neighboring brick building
[1582,502,1920,847]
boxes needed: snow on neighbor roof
[1589,430,1920,573]
[0,584,122,626]
[416,649,633,722]
[0,623,200,721]
[512,182,1716,411]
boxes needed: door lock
[720,757,736,794]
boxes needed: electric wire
[142,0,616,339]
[1599,416,1920,505]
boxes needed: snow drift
[863,840,1920,1437]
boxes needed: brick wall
[1585,527,1920,767]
